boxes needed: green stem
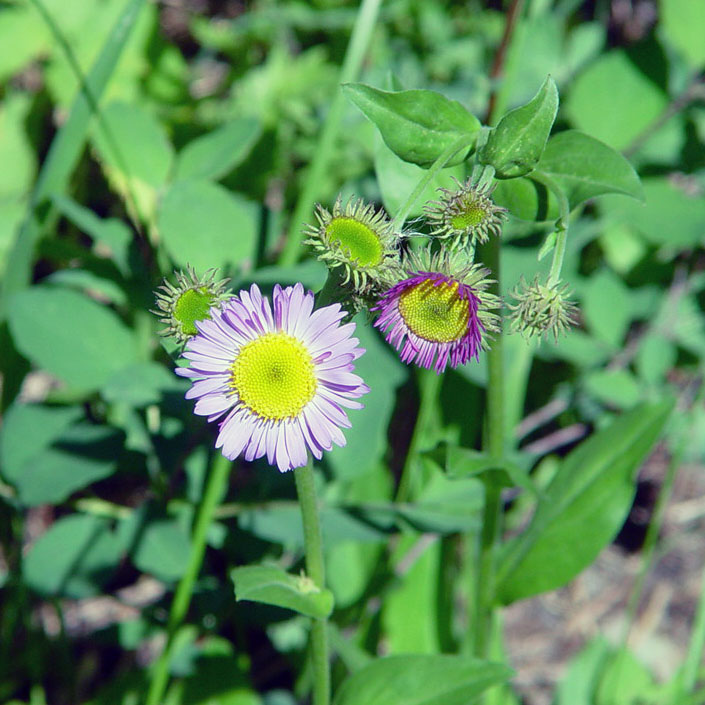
[391,134,476,231]
[530,170,569,286]
[144,453,231,705]
[473,235,504,658]
[396,367,442,503]
[294,460,330,705]
[278,0,382,266]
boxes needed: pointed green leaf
[333,654,512,705]
[497,400,673,604]
[175,117,262,182]
[344,83,480,167]
[232,565,334,618]
[8,286,139,391]
[480,76,558,178]
[535,130,643,209]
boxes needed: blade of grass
[0,0,146,319]
[278,0,383,265]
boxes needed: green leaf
[0,402,81,481]
[492,176,559,221]
[497,400,673,604]
[123,513,192,582]
[175,117,262,182]
[232,565,334,619]
[3,421,122,506]
[102,362,184,406]
[8,285,139,392]
[51,194,132,274]
[564,50,668,150]
[535,130,643,210]
[326,320,406,478]
[158,180,258,273]
[397,474,483,533]
[584,369,642,409]
[581,268,633,349]
[332,654,511,705]
[660,0,705,69]
[91,101,174,222]
[343,83,480,167]
[598,177,705,249]
[24,514,122,598]
[480,76,558,178]
[0,92,36,201]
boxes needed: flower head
[304,196,400,293]
[177,283,369,472]
[425,169,506,250]
[372,248,500,373]
[509,276,578,341]
[154,266,231,344]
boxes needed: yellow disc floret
[398,279,469,343]
[230,333,317,420]
[325,216,384,267]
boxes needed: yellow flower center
[398,279,470,343]
[229,333,317,420]
[326,216,383,267]
[449,197,487,232]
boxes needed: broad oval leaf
[8,286,139,391]
[158,179,258,272]
[535,130,643,210]
[175,117,262,182]
[492,176,559,221]
[497,400,673,604]
[232,565,334,619]
[25,514,122,599]
[480,76,558,178]
[333,654,511,705]
[344,83,480,167]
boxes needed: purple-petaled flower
[372,248,500,374]
[177,283,369,472]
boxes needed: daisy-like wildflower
[425,169,507,250]
[177,283,369,472]
[373,248,500,373]
[509,276,578,341]
[154,266,231,344]
[304,196,400,293]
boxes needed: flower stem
[473,235,504,659]
[278,0,382,266]
[294,459,330,705]
[396,367,442,503]
[391,135,476,231]
[144,453,231,705]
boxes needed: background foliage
[0,1,704,704]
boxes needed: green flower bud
[304,195,401,295]
[153,266,231,344]
[425,169,507,250]
[508,276,578,341]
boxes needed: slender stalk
[530,170,570,286]
[473,234,504,658]
[391,134,478,231]
[294,460,330,705]
[144,453,231,705]
[681,558,705,698]
[396,367,442,503]
[279,0,383,265]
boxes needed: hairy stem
[294,460,330,705]
[145,453,231,705]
